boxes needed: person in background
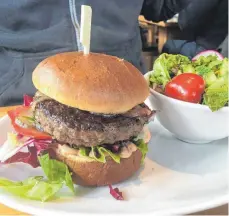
[161,0,228,59]
[0,0,190,107]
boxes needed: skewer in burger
[30,52,153,186]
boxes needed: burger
[24,52,153,186]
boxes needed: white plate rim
[0,193,227,216]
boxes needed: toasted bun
[54,144,142,186]
[32,52,149,114]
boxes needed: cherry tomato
[165,73,205,103]
[8,106,51,140]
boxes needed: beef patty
[33,92,153,147]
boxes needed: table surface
[0,106,227,215]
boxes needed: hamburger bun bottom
[53,145,142,186]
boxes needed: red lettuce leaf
[108,184,124,200]
[23,94,33,107]
[2,139,53,168]
[4,146,39,168]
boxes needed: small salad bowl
[144,72,229,144]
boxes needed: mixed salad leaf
[150,54,195,88]
[108,184,124,200]
[0,154,74,202]
[149,51,228,111]
[134,139,148,164]
[0,176,63,202]
[78,139,148,164]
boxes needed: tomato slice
[8,106,52,140]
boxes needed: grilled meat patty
[33,92,153,147]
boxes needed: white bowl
[144,72,229,144]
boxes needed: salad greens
[0,154,74,202]
[78,138,148,164]
[150,54,195,88]
[134,139,148,164]
[38,154,74,193]
[0,177,62,202]
[203,76,228,111]
[149,53,229,111]
[79,146,121,163]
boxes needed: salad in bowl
[145,50,228,143]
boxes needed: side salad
[149,50,228,111]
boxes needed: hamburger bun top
[32,52,149,114]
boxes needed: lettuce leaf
[38,154,74,193]
[193,55,219,68]
[203,76,228,111]
[79,146,120,164]
[134,139,148,164]
[149,54,171,88]
[219,58,229,77]
[98,147,120,163]
[195,65,217,87]
[90,146,106,163]
[149,53,193,88]
[0,154,75,202]
[0,176,62,202]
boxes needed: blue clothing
[0,0,186,106]
[0,0,145,106]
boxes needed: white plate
[0,115,228,216]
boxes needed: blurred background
[139,14,180,71]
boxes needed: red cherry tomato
[165,73,205,103]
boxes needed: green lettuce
[0,176,62,202]
[78,139,149,164]
[149,54,171,88]
[193,56,229,111]
[134,139,148,164]
[219,58,229,77]
[203,76,228,111]
[38,154,74,193]
[149,53,194,88]
[79,146,120,163]
[195,65,217,87]
[193,55,221,72]
[0,154,75,202]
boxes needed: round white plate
[0,115,228,216]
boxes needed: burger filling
[57,131,149,164]
[5,92,154,164]
[32,92,153,146]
